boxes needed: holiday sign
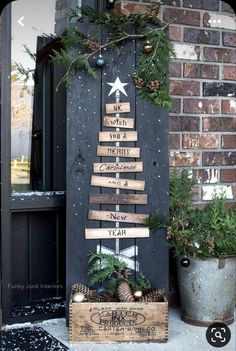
[85,77,150,271]
[89,194,148,205]
[88,210,149,224]
[99,131,137,142]
[105,102,130,114]
[103,116,134,129]
[93,162,143,173]
[85,228,149,240]
[91,175,145,191]
[97,146,140,158]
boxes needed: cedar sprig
[132,272,152,291]
[51,4,175,108]
[88,251,128,293]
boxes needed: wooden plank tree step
[97,146,140,158]
[105,102,130,114]
[103,116,134,129]
[88,210,149,224]
[93,162,143,173]
[85,227,150,239]
[99,131,137,142]
[91,175,145,191]
[89,193,148,204]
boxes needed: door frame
[1,3,12,326]
[1,4,66,325]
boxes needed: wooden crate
[69,296,168,343]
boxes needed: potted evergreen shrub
[148,171,236,326]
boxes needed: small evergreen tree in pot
[147,171,236,326]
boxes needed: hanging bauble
[143,40,153,54]
[96,54,105,67]
[180,257,190,267]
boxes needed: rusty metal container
[177,256,236,326]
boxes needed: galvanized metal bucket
[177,256,236,326]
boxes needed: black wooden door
[66,1,169,312]
[1,6,66,325]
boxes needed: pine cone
[133,77,144,89]
[84,39,100,51]
[117,268,132,280]
[147,80,163,92]
[72,283,93,299]
[118,282,135,302]
[139,288,165,302]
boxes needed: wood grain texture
[97,146,140,158]
[99,131,137,142]
[91,175,145,191]
[103,116,134,129]
[105,102,130,114]
[85,227,150,239]
[88,210,149,223]
[69,298,168,343]
[93,162,143,173]
[89,193,148,205]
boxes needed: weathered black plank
[53,64,66,190]
[66,19,101,310]
[11,213,29,303]
[136,102,169,291]
[29,212,57,300]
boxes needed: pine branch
[50,4,176,107]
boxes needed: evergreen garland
[52,4,175,109]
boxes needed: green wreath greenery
[52,4,175,109]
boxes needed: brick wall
[114,0,236,205]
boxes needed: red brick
[184,63,219,79]
[154,0,180,5]
[232,186,236,199]
[169,62,181,77]
[222,66,236,81]
[222,2,235,14]
[204,47,236,64]
[192,185,200,201]
[192,169,218,184]
[171,98,181,113]
[169,134,180,149]
[202,152,236,166]
[203,82,236,97]
[169,151,200,166]
[223,32,236,48]
[184,28,220,45]
[163,8,200,27]
[221,135,236,149]
[220,169,236,183]
[222,100,236,114]
[183,0,219,10]
[168,26,182,41]
[170,80,200,96]
[203,117,236,132]
[183,99,220,114]
[182,134,218,149]
[114,2,149,15]
[170,116,200,131]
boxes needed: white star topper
[107,77,128,97]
